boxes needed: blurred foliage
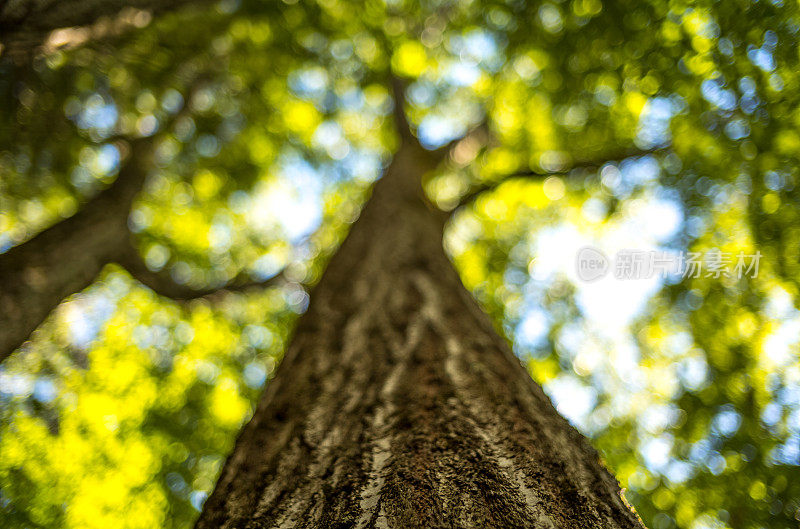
[2,0,800,528]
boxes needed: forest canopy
[1,0,800,528]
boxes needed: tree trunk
[195,137,646,528]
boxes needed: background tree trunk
[195,139,645,528]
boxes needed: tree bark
[195,137,646,528]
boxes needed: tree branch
[0,0,206,60]
[451,144,668,212]
[388,74,492,172]
[118,238,286,301]
[0,80,204,361]
[0,134,156,362]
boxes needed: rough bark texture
[0,139,150,361]
[195,138,646,528]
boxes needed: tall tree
[3,1,800,528]
[1,0,647,524]
[195,101,645,527]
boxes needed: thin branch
[452,145,669,212]
[118,240,286,302]
[116,74,288,302]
